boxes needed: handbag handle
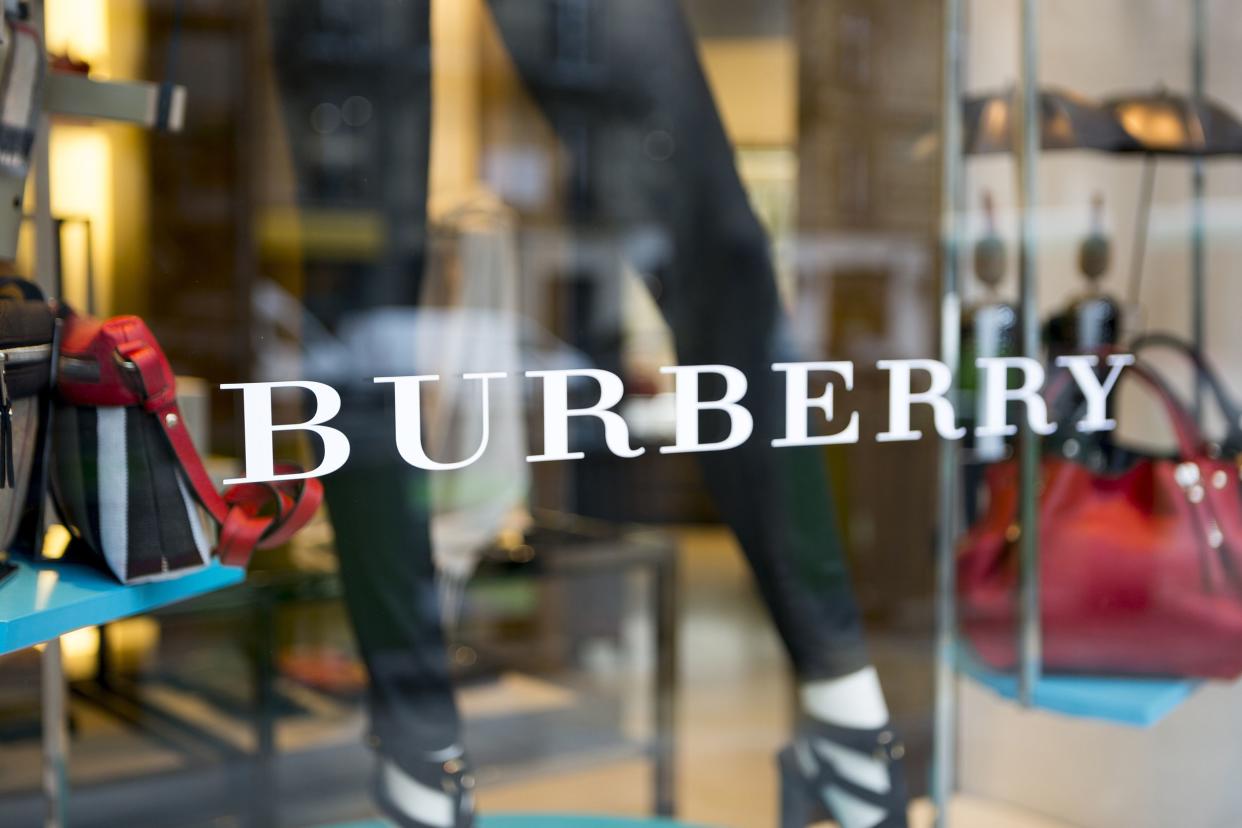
[1043,353,1203,462]
[1044,347,1206,458]
[1113,359,1206,459]
[1122,355,1242,600]
[1130,331,1242,453]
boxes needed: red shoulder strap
[216,470,324,566]
[63,312,323,568]
[143,353,323,567]
[138,355,323,568]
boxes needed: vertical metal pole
[31,123,54,297]
[30,0,55,299]
[42,637,67,828]
[34,4,65,823]
[652,548,678,817]
[1127,156,1157,307]
[251,593,278,825]
[933,0,966,824]
[1191,0,1207,421]
[1014,0,1042,707]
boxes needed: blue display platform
[332,818,706,828]
[0,558,245,656]
[959,646,1200,727]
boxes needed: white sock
[800,666,890,728]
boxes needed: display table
[958,647,1199,727]
[0,558,245,827]
[334,817,705,828]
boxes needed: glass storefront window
[0,2,1240,828]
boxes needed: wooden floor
[474,527,1067,828]
[468,526,788,826]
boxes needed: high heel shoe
[374,750,477,828]
[778,718,909,828]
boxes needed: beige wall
[967,0,1242,441]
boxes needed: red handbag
[52,309,323,582]
[959,360,1242,679]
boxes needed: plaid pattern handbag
[51,309,322,583]
[0,277,54,556]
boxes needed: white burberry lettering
[222,355,1133,483]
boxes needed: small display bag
[0,276,54,555]
[52,308,322,583]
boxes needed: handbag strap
[1130,331,1242,453]
[93,319,323,568]
[1060,359,1242,591]
[1118,359,1205,458]
[1045,347,1206,456]
[117,336,228,521]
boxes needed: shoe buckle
[873,730,906,762]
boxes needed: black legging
[269,0,869,767]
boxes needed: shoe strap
[799,716,906,762]
[439,757,476,826]
[792,722,909,824]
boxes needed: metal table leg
[42,636,68,828]
[934,0,966,822]
[652,552,678,817]
[250,591,278,826]
[1015,0,1044,709]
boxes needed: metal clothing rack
[932,1,1212,826]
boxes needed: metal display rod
[45,72,186,130]
[932,0,966,822]
[1191,0,1207,421]
[1014,0,1042,708]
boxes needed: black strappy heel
[374,752,477,828]
[778,718,909,828]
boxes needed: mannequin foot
[374,747,477,828]
[779,666,909,828]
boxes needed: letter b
[222,381,350,484]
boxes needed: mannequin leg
[489,4,905,823]
[487,0,874,685]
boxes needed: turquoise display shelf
[0,557,245,655]
[331,817,709,828]
[959,646,1200,727]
